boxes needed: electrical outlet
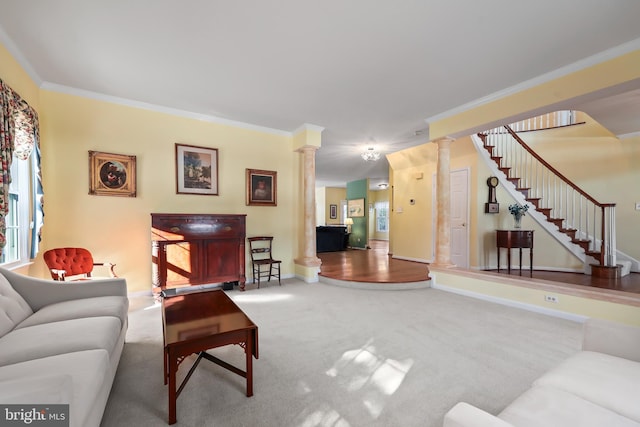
[544,295,559,303]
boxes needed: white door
[450,169,469,268]
[432,168,469,267]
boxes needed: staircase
[473,112,628,278]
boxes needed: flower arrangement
[508,203,529,217]
[508,203,529,228]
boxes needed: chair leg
[253,264,260,288]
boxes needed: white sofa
[0,267,128,427]
[444,318,640,427]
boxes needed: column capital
[296,145,320,154]
[433,136,455,145]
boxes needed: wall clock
[485,176,499,213]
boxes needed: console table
[151,213,247,293]
[496,229,534,276]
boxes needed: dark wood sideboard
[151,213,247,293]
[496,229,534,276]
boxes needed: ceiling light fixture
[378,183,388,189]
[361,147,381,161]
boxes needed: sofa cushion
[499,385,640,427]
[15,295,128,329]
[0,272,33,336]
[0,373,73,404]
[534,351,640,423]
[0,316,121,366]
[0,349,109,427]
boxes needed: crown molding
[0,25,43,86]
[41,82,292,137]
[618,130,640,139]
[425,37,640,126]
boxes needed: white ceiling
[1,1,639,189]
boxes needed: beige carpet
[101,279,581,427]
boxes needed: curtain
[0,80,16,251]
[0,78,43,257]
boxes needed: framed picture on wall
[88,151,137,197]
[347,198,365,217]
[246,168,277,206]
[175,143,219,195]
[329,204,338,219]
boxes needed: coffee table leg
[168,350,177,424]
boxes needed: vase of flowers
[508,203,529,228]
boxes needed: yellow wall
[432,269,640,326]
[324,187,346,225]
[32,90,297,292]
[0,43,39,109]
[388,143,437,261]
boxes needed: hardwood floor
[318,239,640,295]
[318,240,429,283]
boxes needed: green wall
[346,179,368,249]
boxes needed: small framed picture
[88,151,136,197]
[175,143,218,195]
[246,169,277,206]
[329,204,338,219]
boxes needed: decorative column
[292,123,323,282]
[433,137,455,267]
[298,145,322,267]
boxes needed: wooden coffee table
[162,289,258,424]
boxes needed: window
[1,153,31,266]
[375,201,389,233]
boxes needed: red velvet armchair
[43,247,117,281]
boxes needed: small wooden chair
[248,236,281,288]
[43,247,117,281]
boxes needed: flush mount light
[378,183,388,189]
[361,147,381,161]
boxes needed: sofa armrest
[0,268,127,312]
[582,318,640,362]
[444,403,514,427]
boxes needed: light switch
[636,202,640,211]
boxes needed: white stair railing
[479,117,616,269]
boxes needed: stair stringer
[472,134,587,266]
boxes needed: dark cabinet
[151,213,247,293]
[316,226,348,252]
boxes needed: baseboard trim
[431,281,588,323]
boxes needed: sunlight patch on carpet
[325,339,414,418]
[232,293,294,303]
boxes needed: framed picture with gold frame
[88,151,137,197]
[246,169,277,206]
